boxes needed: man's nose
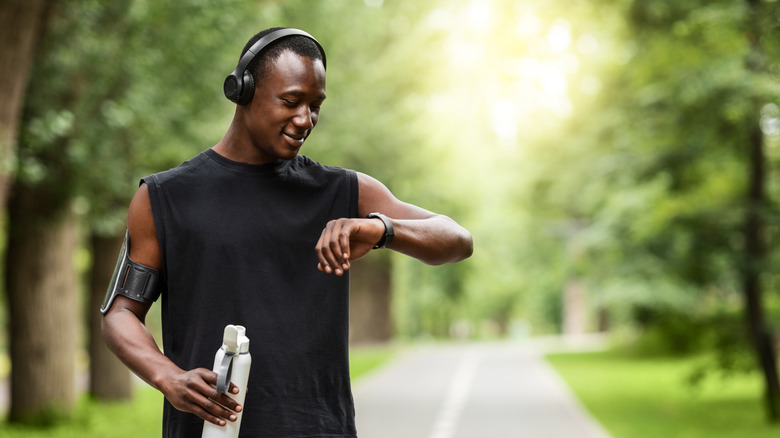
[292,107,315,129]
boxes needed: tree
[524,0,780,420]
[0,0,51,211]
[261,1,464,342]
[5,1,82,420]
[742,0,780,420]
[5,0,262,417]
[88,234,131,400]
[6,191,78,422]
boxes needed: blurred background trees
[1,0,779,426]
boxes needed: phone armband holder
[100,230,163,315]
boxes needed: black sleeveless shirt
[142,149,359,437]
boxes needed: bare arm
[315,172,473,275]
[101,184,240,426]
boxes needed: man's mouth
[283,131,306,146]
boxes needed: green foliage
[16,0,266,235]
[521,0,780,351]
[349,344,399,380]
[547,350,780,437]
[11,0,780,377]
[0,387,162,437]
[0,346,394,436]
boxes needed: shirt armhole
[139,175,168,283]
[347,169,359,218]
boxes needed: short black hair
[240,27,326,83]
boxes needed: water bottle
[202,324,251,438]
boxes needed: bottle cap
[222,324,250,354]
[235,325,250,354]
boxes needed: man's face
[243,50,326,163]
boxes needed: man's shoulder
[294,155,353,176]
[142,151,209,187]
[288,156,357,196]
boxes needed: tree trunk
[744,114,780,422]
[0,0,51,210]
[88,232,132,401]
[743,0,780,422]
[563,278,587,336]
[349,255,393,345]
[5,186,78,423]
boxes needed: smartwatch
[367,212,394,249]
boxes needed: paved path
[353,338,612,438]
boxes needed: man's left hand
[315,218,385,276]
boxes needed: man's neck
[213,116,272,165]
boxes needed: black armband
[100,230,163,315]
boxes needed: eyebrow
[284,90,327,100]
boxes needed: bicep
[356,172,437,220]
[127,183,162,270]
[103,184,160,324]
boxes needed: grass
[546,350,780,438]
[0,344,398,437]
[349,343,399,380]
[0,387,163,438]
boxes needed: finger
[316,222,336,274]
[207,386,240,410]
[192,404,229,426]
[229,389,243,412]
[168,369,238,425]
[321,220,347,275]
[326,221,349,275]
[338,225,351,266]
[178,387,235,425]
[203,393,239,422]
[201,371,241,412]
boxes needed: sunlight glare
[561,53,580,74]
[447,36,485,69]
[516,57,541,79]
[550,97,573,119]
[547,19,571,52]
[430,1,590,146]
[516,13,541,38]
[576,34,598,55]
[467,0,492,30]
[761,103,780,136]
[540,63,567,96]
[581,75,602,96]
[492,98,519,141]
[427,8,450,30]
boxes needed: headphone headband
[224,28,326,105]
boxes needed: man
[101,27,473,437]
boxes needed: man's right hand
[159,367,242,426]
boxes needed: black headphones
[223,28,326,106]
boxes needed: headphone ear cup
[223,73,242,103]
[236,70,255,106]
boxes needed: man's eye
[282,99,297,107]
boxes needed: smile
[283,131,306,146]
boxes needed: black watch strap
[367,212,394,249]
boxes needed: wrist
[366,212,394,249]
[150,362,181,393]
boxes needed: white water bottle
[202,324,251,438]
